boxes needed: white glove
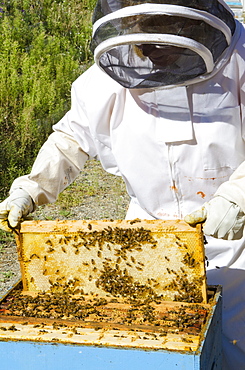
[184,196,245,240]
[0,189,34,232]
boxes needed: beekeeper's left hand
[184,196,245,240]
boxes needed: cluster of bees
[163,264,204,303]
[167,275,204,303]
[182,251,197,268]
[1,285,106,321]
[0,283,208,336]
[95,263,158,300]
[76,225,158,255]
[48,226,158,252]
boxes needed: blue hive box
[0,284,222,370]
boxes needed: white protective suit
[7,1,245,368]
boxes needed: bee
[75,249,80,255]
[175,240,182,247]
[88,224,92,230]
[164,256,170,261]
[129,218,141,225]
[91,259,95,265]
[39,329,48,334]
[61,246,67,253]
[30,253,40,259]
[97,251,102,258]
[135,247,142,252]
[43,269,48,276]
[182,337,194,343]
[89,275,93,281]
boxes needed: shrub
[0,0,96,197]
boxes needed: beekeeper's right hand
[0,189,34,232]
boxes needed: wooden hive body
[0,220,222,368]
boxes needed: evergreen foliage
[0,0,96,196]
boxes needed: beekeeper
[0,0,244,368]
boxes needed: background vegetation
[0,0,129,290]
[0,0,96,197]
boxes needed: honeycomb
[15,219,207,304]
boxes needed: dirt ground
[0,160,130,296]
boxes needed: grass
[57,159,128,207]
[0,271,14,282]
[0,229,15,246]
[34,159,130,221]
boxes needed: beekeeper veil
[91,0,236,89]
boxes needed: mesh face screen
[91,15,228,62]
[97,44,206,88]
[91,0,235,88]
[92,0,235,34]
